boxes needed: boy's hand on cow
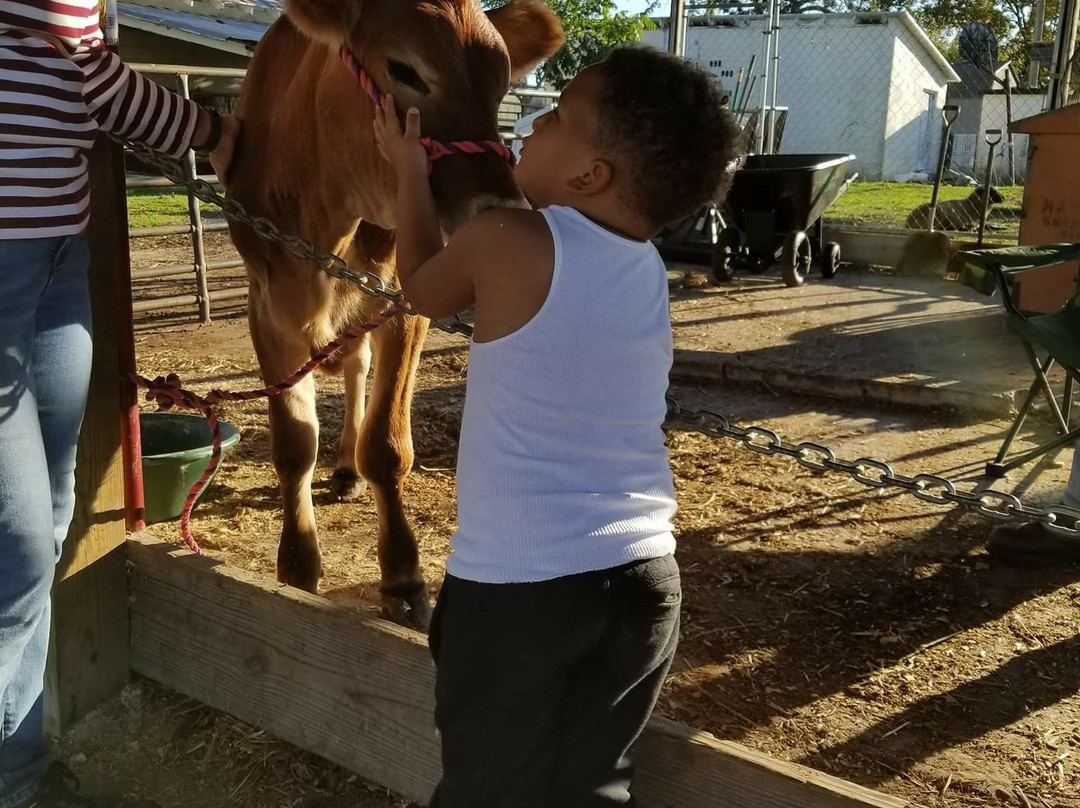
[374,95,427,179]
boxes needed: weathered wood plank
[128,536,441,802]
[44,131,132,735]
[128,535,907,808]
[634,718,906,808]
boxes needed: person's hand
[374,94,428,179]
[210,114,241,181]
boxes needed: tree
[485,0,654,88]
[843,0,1060,80]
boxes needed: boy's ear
[566,159,613,196]
[487,0,565,82]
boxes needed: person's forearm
[79,47,199,158]
[0,0,200,156]
[395,167,444,291]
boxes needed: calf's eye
[387,59,430,95]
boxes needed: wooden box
[1012,105,1080,312]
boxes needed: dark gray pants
[428,554,680,808]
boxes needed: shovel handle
[928,105,961,231]
[977,129,1002,247]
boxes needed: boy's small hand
[374,94,427,178]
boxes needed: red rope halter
[133,306,403,554]
[340,47,516,167]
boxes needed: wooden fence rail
[128,535,908,808]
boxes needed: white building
[643,11,960,181]
[944,61,1045,183]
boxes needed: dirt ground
[105,235,1080,808]
[57,681,410,808]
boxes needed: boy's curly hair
[593,46,741,230]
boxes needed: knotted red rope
[131,305,403,553]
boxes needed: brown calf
[225,0,563,628]
[905,185,1006,232]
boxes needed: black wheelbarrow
[714,153,857,288]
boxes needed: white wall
[951,96,983,135]
[640,27,666,52]
[645,16,938,180]
[881,22,950,179]
[973,93,1043,184]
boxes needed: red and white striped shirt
[0,0,200,238]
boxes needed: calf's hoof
[381,582,432,632]
[330,469,368,502]
[277,544,323,594]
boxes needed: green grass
[827,181,1024,231]
[126,188,191,229]
[125,181,1026,233]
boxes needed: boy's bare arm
[375,97,482,320]
[397,208,547,323]
[374,94,550,326]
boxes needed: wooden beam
[128,535,907,808]
[633,719,906,808]
[44,130,133,735]
[822,226,1015,270]
[669,349,1018,417]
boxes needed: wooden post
[44,0,135,734]
[176,71,212,324]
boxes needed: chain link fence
[643,10,1056,244]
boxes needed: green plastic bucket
[140,412,241,524]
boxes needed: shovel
[977,129,1002,247]
[897,105,960,277]
[948,128,1003,277]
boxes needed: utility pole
[668,0,687,56]
[1049,0,1079,108]
[1028,0,1046,87]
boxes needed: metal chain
[665,396,1080,537]
[114,135,474,337]
[115,138,1079,536]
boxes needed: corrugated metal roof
[118,1,277,48]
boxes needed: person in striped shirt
[0,3,238,806]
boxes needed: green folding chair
[958,243,1080,478]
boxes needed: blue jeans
[0,236,92,808]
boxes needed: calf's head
[973,185,1005,204]
[286,0,564,232]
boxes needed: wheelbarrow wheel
[710,228,741,283]
[781,231,812,288]
[820,242,841,279]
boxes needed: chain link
[114,134,473,337]
[666,396,1080,537]
[115,136,1078,537]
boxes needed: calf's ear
[488,0,565,82]
[286,0,360,46]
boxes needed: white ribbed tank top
[449,205,678,583]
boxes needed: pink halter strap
[341,47,516,167]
